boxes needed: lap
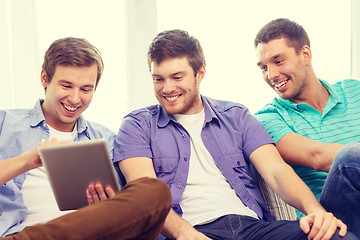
[194,215,306,240]
[193,215,358,240]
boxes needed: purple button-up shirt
[114,96,275,221]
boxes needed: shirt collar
[29,99,88,134]
[30,99,46,127]
[275,79,341,109]
[319,79,341,104]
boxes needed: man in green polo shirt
[254,18,360,236]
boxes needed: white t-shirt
[20,123,77,227]
[173,109,258,226]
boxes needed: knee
[331,230,359,240]
[132,177,172,209]
[333,142,360,167]
[148,178,172,205]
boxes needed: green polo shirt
[255,79,360,218]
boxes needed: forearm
[273,163,324,215]
[308,142,343,172]
[161,209,188,238]
[0,152,31,186]
[277,133,344,173]
[161,209,208,240]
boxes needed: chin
[162,106,182,115]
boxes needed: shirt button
[182,134,186,138]
[173,206,178,211]
[177,185,183,189]
[237,161,240,165]
[184,157,188,161]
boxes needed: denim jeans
[321,142,360,237]
[193,214,357,240]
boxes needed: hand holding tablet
[38,139,120,211]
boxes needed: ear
[196,65,206,84]
[40,69,48,88]
[301,45,312,66]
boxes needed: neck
[293,77,329,113]
[41,106,76,132]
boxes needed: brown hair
[147,29,206,76]
[42,37,104,88]
[254,18,310,53]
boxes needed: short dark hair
[147,29,206,76]
[254,18,310,53]
[42,37,104,88]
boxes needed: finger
[95,183,108,200]
[299,216,311,234]
[86,189,95,205]
[88,183,101,203]
[307,213,324,240]
[337,219,347,237]
[311,212,336,240]
[312,216,334,240]
[320,220,338,240]
[105,186,116,198]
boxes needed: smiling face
[256,38,311,102]
[41,64,97,132]
[151,57,205,115]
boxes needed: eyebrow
[152,71,185,77]
[257,54,282,66]
[58,80,94,89]
[271,54,281,61]
[170,71,185,76]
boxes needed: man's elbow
[308,152,331,172]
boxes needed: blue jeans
[193,215,357,240]
[321,142,360,237]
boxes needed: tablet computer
[38,139,120,211]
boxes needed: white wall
[155,0,352,114]
[352,0,360,80]
[0,0,357,133]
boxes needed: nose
[163,79,176,93]
[68,89,81,104]
[267,66,280,81]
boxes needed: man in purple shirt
[113,29,356,240]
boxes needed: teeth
[64,104,78,111]
[274,80,288,89]
[165,95,180,101]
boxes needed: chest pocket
[225,151,255,187]
[153,157,179,185]
[224,151,247,171]
[151,127,182,182]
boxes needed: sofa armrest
[257,174,297,220]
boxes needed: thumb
[299,216,311,234]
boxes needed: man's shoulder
[203,96,247,112]
[124,104,161,120]
[0,107,33,124]
[333,79,360,89]
[84,120,116,139]
[256,98,286,115]
[116,104,163,133]
[85,120,114,132]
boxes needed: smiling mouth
[273,79,289,90]
[164,95,181,101]
[62,103,79,112]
